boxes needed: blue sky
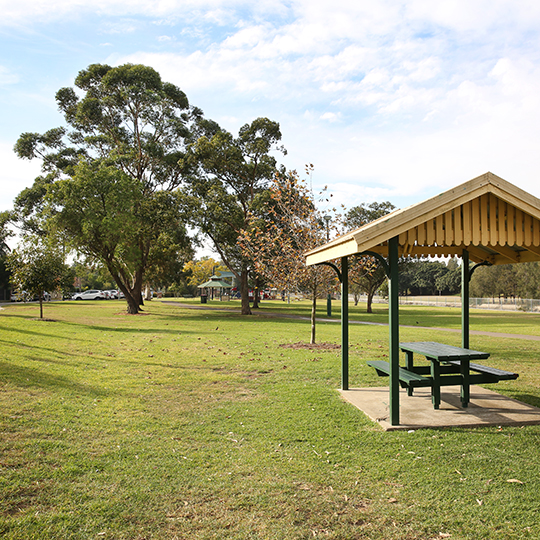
[2,0,540,221]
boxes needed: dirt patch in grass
[279,341,341,350]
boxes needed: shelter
[305,172,540,426]
[198,275,233,300]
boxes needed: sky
[2,0,540,226]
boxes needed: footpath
[162,301,540,342]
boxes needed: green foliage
[183,257,227,288]
[346,201,396,312]
[469,262,540,299]
[187,117,286,315]
[13,63,196,313]
[6,240,70,318]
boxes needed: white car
[72,290,106,301]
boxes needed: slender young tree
[239,170,336,344]
[7,239,71,319]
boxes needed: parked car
[104,289,119,299]
[72,290,106,301]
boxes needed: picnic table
[367,341,518,409]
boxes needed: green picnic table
[367,341,518,409]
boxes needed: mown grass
[1,299,540,539]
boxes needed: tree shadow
[0,360,113,397]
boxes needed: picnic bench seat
[445,360,518,381]
[366,360,433,389]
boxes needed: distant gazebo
[305,172,540,425]
[198,275,233,300]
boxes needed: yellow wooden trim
[498,199,506,245]
[436,215,444,244]
[463,202,471,244]
[516,209,524,245]
[305,237,359,265]
[534,217,540,247]
[427,218,435,245]
[524,213,532,245]
[472,197,481,245]
[507,204,515,245]
[454,205,463,244]
[444,210,454,245]
[489,194,498,245]
[418,222,426,244]
[307,173,540,264]
[480,194,489,243]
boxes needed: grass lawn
[1,299,540,539]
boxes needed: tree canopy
[13,63,196,313]
[7,239,71,319]
[346,201,396,313]
[186,117,286,315]
[239,170,337,343]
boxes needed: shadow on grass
[0,360,113,397]
[0,323,85,342]
[0,338,77,360]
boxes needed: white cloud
[0,143,42,212]
[0,66,19,85]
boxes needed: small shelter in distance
[305,172,540,426]
[197,273,233,301]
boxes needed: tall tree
[13,63,196,313]
[239,170,336,343]
[346,201,396,313]
[186,117,286,315]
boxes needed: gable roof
[306,172,540,266]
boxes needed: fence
[355,295,540,313]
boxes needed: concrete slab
[340,386,540,431]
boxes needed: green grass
[1,299,540,539]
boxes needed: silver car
[72,290,106,300]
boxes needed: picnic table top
[399,341,490,361]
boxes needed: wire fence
[357,295,540,313]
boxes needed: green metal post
[462,249,470,349]
[341,256,349,390]
[388,236,400,426]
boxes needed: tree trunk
[367,292,373,313]
[39,295,43,319]
[252,277,262,309]
[354,292,359,306]
[240,268,252,315]
[144,284,152,301]
[125,292,140,314]
[310,286,317,344]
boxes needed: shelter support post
[388,236,400,426]
[462,249,470,349]
[341,256,349,390]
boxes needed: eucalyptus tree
[13,63,196,314]
[186,117,286,315]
